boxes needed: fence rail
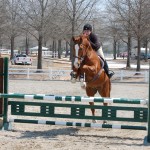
[8,68,149,83]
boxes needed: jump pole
[3,58,8,127]
[0,58,8,116]
[147,61,150,143]
[0,58,8,129]
[0,58,3,115]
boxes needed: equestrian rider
[82,23,114,78]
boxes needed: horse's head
[72,34,91,69]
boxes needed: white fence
[114,70,149,82]
[31,51,58,58]
[9,68,149,83]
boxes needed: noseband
[73,44,90,64]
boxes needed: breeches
[96,46,105,60]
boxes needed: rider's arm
[89,33,101,51]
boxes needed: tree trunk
[70,0,76,68]
[37,35,43,69]
[65,41,69,57]
[52,40,55,58]
[144,39,148,62]
[25,35,29,55]
[70,38,74,67]
[113,39,117,59]
[117,41,120,57]
[54,40,57,58]
[126,35,131,68]
[136,38,141,71]
[10,36,15,59]
[58,39,61,59]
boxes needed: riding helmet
[83,24,92,31]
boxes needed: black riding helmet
[83,24,92,31]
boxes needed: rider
[82,23,114,78]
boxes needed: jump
[71,34,111,123]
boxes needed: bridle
[73,40,104,83]
[73,43,90,64]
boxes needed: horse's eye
[80,44,83,49]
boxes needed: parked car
[11,54,32,65]
[144,53,150,59]
[135,53,150,60]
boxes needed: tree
[63,0,99,67]
[4,0,22,59]
[130,0,150,71]
[106,0,150,71]
[106,0,133,67]
[18,0,62,69]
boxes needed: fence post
[3,57,9,129]
[147,63,150,143]
[145,70,148,83]
[27,68,30,79]
[49,68,52,80]
[120,70,123,81]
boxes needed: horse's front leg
[79,64,97,89]
[70,67,80,83]
[82,64,97,76]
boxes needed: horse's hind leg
[89,102,95,116]
[86,87,97,123]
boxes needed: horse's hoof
[103,120,107,124]
[81,85,86,90]
[92,120,97,123]
[71,79,76,83]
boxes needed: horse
[71,34,111,123]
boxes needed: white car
[11,54,32,65]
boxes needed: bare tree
[0,1,8,48]
[130,0,150,71]
[18,0,62,69]
[106,0,133,67]
[3,0,22,59]
[62,0,99,67]
[106,0,150,71]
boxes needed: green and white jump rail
[0,93,148,105]
[8,119,147,131]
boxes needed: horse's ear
[72,36,75,42]
[72,36,81,44]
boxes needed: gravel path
[0,80,149,150]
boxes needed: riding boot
[103,60,114,78]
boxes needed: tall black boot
[103,60,114,78]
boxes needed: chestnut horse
[72,34,111,123]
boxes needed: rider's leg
[103,60,114,78]
[96,46,105,60]
[96,47,114,78]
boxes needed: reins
[73,38,104,83]
[85,68,104,83]
[79,43,104,83]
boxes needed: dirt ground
[0,80,149,150]
[0,56,150,150]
